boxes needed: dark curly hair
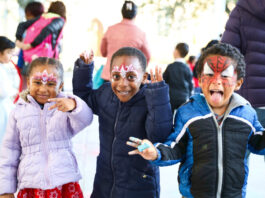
[196,43,245,80]
[110,47,147,72]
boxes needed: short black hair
[25,1,44,18]
[196,43,245,80]
[27,57,64,82]
[122,1,137,19]
[176,43,189,58]
[0,36,15,53]
[110,47,147,72]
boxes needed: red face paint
[201,56,237,88]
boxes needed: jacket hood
[237,0,265,21]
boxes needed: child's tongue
[211,92,222,103]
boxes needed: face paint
[31,69,58,85]
[201,56,237,87]
[111,64,140,82]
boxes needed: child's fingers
[129,136,142,145]
[128,149,140,155]
[126,141,139,148]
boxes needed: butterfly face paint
[201,56,237,87]
[111,64,140,82]
[31,70,58,85]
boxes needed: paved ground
[67,71,265,198]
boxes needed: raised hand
[15,40,31,50]
[150,66,163,83]
[126,137,158,161]
[48,98,76,112]
[80,50,94,64]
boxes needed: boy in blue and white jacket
[127,43,265,198]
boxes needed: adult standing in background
[100,0,151,81]
[221,0,265,129]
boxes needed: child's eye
[34,81,41,85]
[127,75,136,81]
[47,82,56,86]
[206,73,214,77]
[112,74,120,80]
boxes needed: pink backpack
[23,13,64,63]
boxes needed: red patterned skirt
[17,182,83,198]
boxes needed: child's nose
[212,74,222,84]
[118,78,129,86]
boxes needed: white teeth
[118,91,129,95]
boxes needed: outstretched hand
[126,137,158,161]
[144,66,163,84]
[80,50,94,64]
[48,98,76,112]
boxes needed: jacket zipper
[40,108,50,187]
[110,102,122,198]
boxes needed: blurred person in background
[100,0,151,81]
[15,1,66,78]
[0,36,18,144]
[16,1,44,89]
[221,0,265,132]
[163,42,193,114]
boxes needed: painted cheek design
[31,70,57,84]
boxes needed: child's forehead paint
[31,69,58,84]
[111,64,138,78]
[204,56,233,73]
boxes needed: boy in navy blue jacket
[127,43,265,198]
[72,47,172,198]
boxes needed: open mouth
[210,90,223,95]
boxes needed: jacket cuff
[145,80,170,106]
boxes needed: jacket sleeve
[66,94,93,136]
[15,16,40,41]
[31,18,64,48]
[150,109,187,166]
[72,58,101,115]
[163,66,169,84]
[187,68,194,96]
[0,110,21,194]
[248,113,265,155]
[221,7,242,51]
[144,81,173,143]
[100,30,108,57]
[140,33,151,63]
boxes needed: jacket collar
[191,92,249,115]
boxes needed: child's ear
[141,72,148,84]
[235,78,243,91]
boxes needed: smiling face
[199,55,243,115]
[110,55,147,102]
[27,65,63,104]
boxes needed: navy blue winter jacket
[72,59,173,198]
[153,94,265,198]
[221,0,265,107]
